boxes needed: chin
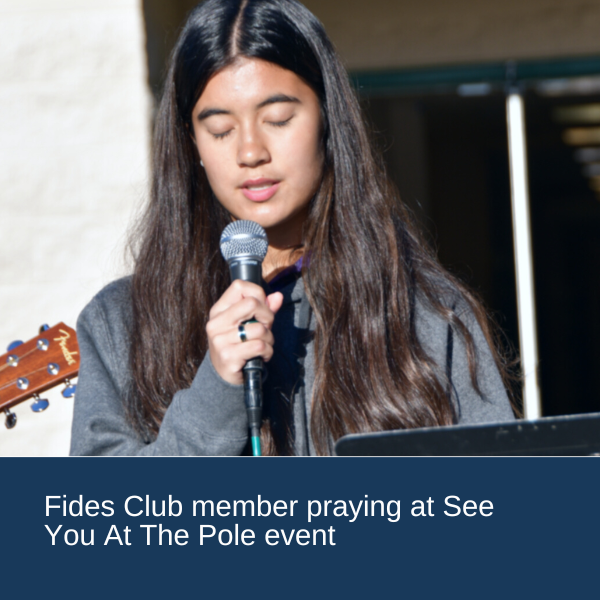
[240,210,288,230]
[226,201,305,237]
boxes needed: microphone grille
[220,220,269,262]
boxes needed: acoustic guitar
[0,323,79,429]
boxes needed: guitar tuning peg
[4,409,17,429]
[39,324,50,333]
[31,394,49,413]
[62,379,77,398]
[6,340,23,352]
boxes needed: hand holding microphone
[206,221,282,455]
[206,280,282,386]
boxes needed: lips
[241,178,280,202]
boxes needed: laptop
[334,412,600,456]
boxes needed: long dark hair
[128,0,513,454]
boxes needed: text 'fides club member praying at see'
[70,0,516,456]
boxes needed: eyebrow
[257,94,300,109]
[196,94,301,121]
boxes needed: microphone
[220,220,269,457]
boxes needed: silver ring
[238,324,247,342]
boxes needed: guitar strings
[0,346,44,374]
[0,364,58,393]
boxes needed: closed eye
[212,130,232,139]
[268,116,293,128]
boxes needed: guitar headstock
[0,323,79,429]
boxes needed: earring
[200,159,204,167]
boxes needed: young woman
[70,0,515,456]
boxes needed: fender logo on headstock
[54,329,79,366]
[1,322,80,428]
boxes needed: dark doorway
[525,87,600,416]
[364,85,600,417]
[364,92,519,373]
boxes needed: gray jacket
[70,276,514,456]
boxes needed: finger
[210,322,273,353]
[266,291,284,314]
[213,339,275,379]
[232,322,274,347]
[209,280,267,320]
[212,296,276,330]
[233,339,275,363]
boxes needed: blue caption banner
[1,457,598,598]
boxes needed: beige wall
[144,1,600,98]
[0,0,151,455]
[303,0,600,70]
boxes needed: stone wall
[0,0,151,455]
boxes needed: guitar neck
[0,323,80,413]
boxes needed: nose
[237,125,270,168]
